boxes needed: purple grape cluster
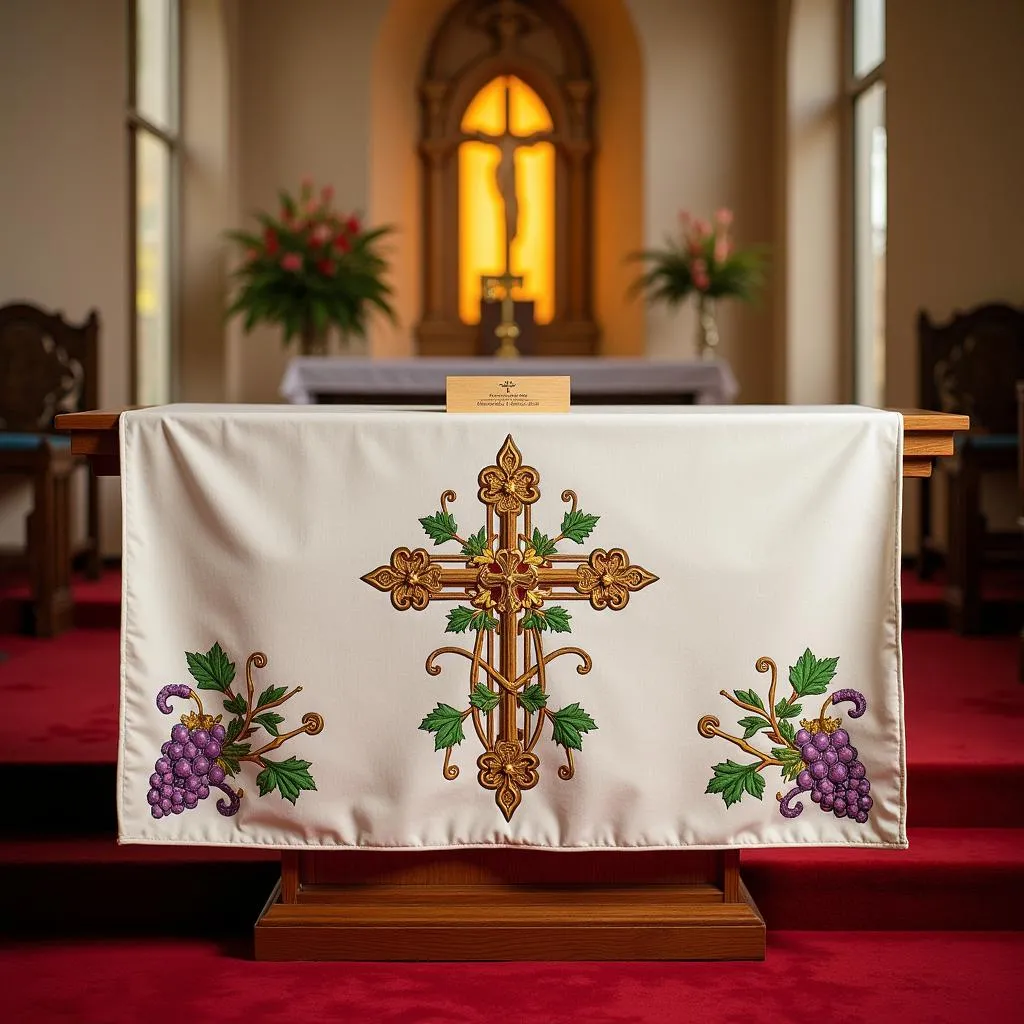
[149,684,240,818]
[779,688,873,824]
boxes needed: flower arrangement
[226,178,394,354]
[630,208,766,358]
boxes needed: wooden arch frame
[417,0,598,356]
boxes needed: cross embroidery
[362,435,657,820]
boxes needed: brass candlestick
[481,271,524,359]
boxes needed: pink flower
[691,258,710,292]
[311,223,333,245]
[281,253,302,272]
[715,207,734,227]
[693,218,711,239]
[321,184,335,205]
[714,235,731,264]
[304,199,319,216]
[678,210,692,226]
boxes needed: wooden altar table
[57,406,967,962]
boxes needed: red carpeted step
[744,827,1024,930]
[0,932,1020,1020]
[2,828,1020,934]
[0,569,122,630]
[1,837,280,936]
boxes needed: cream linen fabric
[119,405,905,850]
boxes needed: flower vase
[695,295,720,361]
[300,319,329,357]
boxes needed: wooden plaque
[446,376,570,414]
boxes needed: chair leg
[946,456,983,634]
[918,475,936,580]
[85,466,101,580]
[28,453,75,637]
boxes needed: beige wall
[0,0,128,554]
[180,0,242,402]
[632,0,777,401]
[887,0,1024,550]
[780,0,844,405]
[231,0,386,401]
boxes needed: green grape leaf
[788,649,839,697]
[218,742,251,777]
[223,693,247,716]
[446,606,498,633]
[224,716,245,745]
[772,746,806,782]
[550,703,597,750]
[518,684,548,713]
[418,510,458,545]
[255,755,317,805]
[469,684,500,713]
[775,698,802,719]
[560,509,600,544]
[185,642,236,692]
[705,760,765,808]
[778,718,797,745]
[734,688,765,711]
[460,526,489,557]
[419,703,466,750]
[530,527,559,558]
[254,711,285,737]
[737,715,769,739]
[257,685,288,709]
[521,605,572,633]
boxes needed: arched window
[459,75,555,325]
[418,0,596,356]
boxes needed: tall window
[849,0,886,406]
[128,0,179,405]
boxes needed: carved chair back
[0,303,99,434]
[919,303,1024,434]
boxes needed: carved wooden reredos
[418,0,597,356]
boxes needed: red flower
[333,233,352,254]
[264,227,279,255]
[281,253,302,272]
[317,258,335,276]
[345,215,361,235]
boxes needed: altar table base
[255,849,763,961]
[57,407,967,962]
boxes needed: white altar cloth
[119,405,905,850]
[279,357,739,405]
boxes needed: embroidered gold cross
[361,435,657,820]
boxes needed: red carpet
[1,932,1020,1023]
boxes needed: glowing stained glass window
[458,75,555,325]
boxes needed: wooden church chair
[0,302,100,635]
[918,303,1024,633]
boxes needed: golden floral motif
[361,547,443,610]
[477,435,540,515]
[576,547,658,610]
[471,547,546,614]
[477,739,541,821]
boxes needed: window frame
[126,0,181,405]
[844,0,886,406]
